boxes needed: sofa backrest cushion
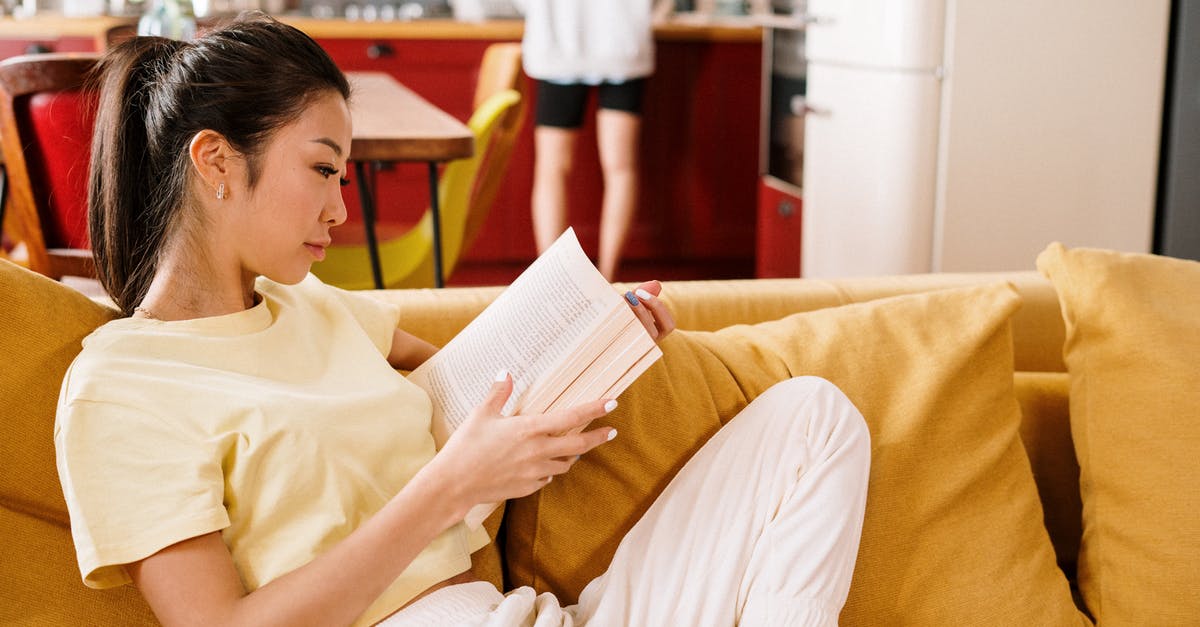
[504,282,1090,624]
[1,259,116,521]
[1038,243,1200,623]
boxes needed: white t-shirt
[55,274,488,627]
[517,0,656,82]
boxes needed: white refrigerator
[800,0,946,278]
[797,0,1170,277]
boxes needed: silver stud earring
[216,183,226,200]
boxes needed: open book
[407,228,663,529]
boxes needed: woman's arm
[128,376,618,627]
[387,328,438,370]
[129,463,465,627]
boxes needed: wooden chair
[0,53,101,280]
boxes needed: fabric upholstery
[23,89,97,249]
[370,272,1066,372]
[1038,243,1200,624]
[1013,371,1081,579]
[0,259,116,522]
[505,283,1088,624]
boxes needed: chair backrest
[463,42,528,251]
[439,88,523,279]
[0,53,100,280]
[312,89,523,290]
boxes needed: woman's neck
[136,239,258,321]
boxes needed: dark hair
[88,15,350,315]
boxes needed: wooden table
[346,71,474,288]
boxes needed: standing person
[519,0,675,281]
[55,15,870,627]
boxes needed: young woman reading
[55,17,871,626]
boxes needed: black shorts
[534,79,647,129]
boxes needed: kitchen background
[1,0,1196,286]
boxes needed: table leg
[354,161,385,290]
[428,161,444,288]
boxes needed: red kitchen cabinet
[756,175,802,278]
[317,36,762,280]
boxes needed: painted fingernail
[494,369,509,382]
[607,429,618,441]
[635,288,653,301]
[604,399,618,413]
[624,291,640,307]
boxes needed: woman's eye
[339,177,351,187]
[316,165,339,179]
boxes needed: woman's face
[234,90,352,285]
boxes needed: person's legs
[594,80,646,281]
[594,109,641,281]
[531,81,588,254]
[570,376,871,626]
[532,126,579,253]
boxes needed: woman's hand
[430,372,618,515]
[623,280,676,342]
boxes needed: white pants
[385,376,871,626]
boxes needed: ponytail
[88,37,186,316]
[87,16,350,316]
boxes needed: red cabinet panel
[756,175,802,278]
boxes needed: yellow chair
[312,88,522,290]
[465,42,527,253]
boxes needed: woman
[56,17,871,626]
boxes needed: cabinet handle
[25,43,54,54]
[366,43,395,59]
[777,199,796,218]
[790,96,830,117]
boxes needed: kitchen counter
[0,14,763,43]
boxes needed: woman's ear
[188,130,238,200]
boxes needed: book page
[409,229,624,447]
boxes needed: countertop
[0,13,766,42]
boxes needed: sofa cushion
[1013,371,1081,581]
[0,259,116,521]
[1038,243,1200,623]
[505,282,1088,624]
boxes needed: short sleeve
[55,399,230,588]
[300,275,402,357]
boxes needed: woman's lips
[305,243,327,261]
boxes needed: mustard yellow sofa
[5,248,1196,625]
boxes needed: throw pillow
[1038,243,1200,624]
[0,260,116,520]
[506,282,1089,624]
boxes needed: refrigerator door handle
[791,96,831,117]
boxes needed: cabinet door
[805,0,944,70]
[801,63,940,278]
[757,175,803,278]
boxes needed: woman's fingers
[635,288,675,339]
[535,398,617,436]
[624,280,674,341]
[476,369,514,417]
[625,290,660,340]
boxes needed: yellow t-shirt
[54,275,489,626]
